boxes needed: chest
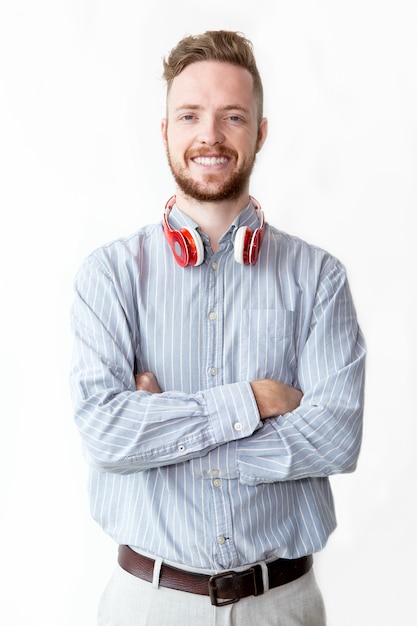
[133,249,310,393]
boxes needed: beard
[166,143,257,203]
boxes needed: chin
[174,172,250,203]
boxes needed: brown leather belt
[118,545,313,606]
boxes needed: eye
[226,115,245,124]
[181,114,195,122]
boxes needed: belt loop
[260,561,269,593]
[152,557,163,589]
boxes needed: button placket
[204,254,237,567]
[204,253,224,388]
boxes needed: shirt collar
[167,199,261,244]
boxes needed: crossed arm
[72,252,365,479]
[135,372,303,419]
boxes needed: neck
[174,190,250,252]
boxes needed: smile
[192,156,230,166]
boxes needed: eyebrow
[174,104,202,112]
[174,104,250,114]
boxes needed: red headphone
[163,196,265,267]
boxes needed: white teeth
[193,156,229,166]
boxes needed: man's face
[161,61,268,203]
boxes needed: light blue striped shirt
[70,200,366,570]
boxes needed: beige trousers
[98,563,326,625]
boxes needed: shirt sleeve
[236,257,366,485]
[70,254,260,474]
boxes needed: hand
[250,379,303,420]
[135,372,162,394]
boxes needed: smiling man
[71,30,366,626]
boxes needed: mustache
[185,146,238,160]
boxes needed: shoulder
[265,222,346,275]
[85,222,161,270]
[73,222,163,291]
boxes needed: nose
[197,116,225,146]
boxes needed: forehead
[167,60,256,111]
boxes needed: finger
[135,372,162,393]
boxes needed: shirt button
[208,312,217,321]
[178,444,186,452]
[209,367,218,376]
[234,422,243,432]
[213,478,222,488]
[211,469,220,477]
[217,536,225,545]
[211,262,218,270]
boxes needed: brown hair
[162,30,264,122]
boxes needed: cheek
[236,129,258,152]
[166,130,188,157]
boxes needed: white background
[1,1,416,624]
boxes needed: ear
[161,118,168,146]
[256,117,268,153]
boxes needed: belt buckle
[208,571,240,607]
[208,565,263,607]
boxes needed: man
[71,30,366,626]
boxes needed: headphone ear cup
[234,226,252,265]
[166,228,189,267]
[248,227,263,265]
[163,206,205,267]
[180,227,205,266]
[165,227,204,267]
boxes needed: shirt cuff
[202,381,261,444]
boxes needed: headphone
[163,195,265,267]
